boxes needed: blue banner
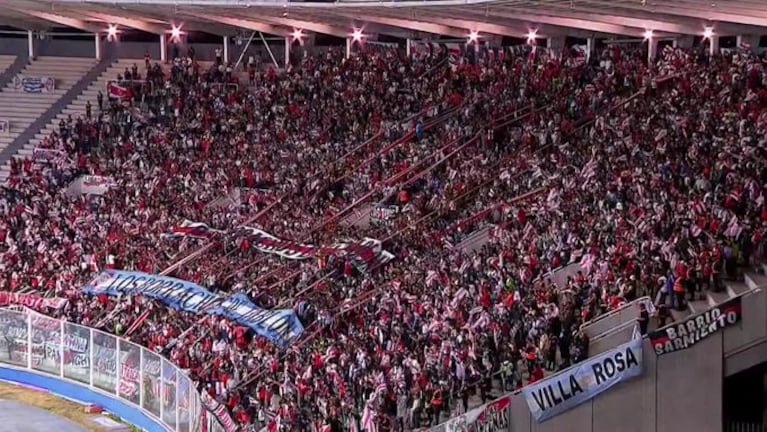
[522,338,644,422]
[217,293,304,348]
[83,271,304,347]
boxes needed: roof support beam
[237,13,349,38]
[332,13,467,38]
[416,14,533,38]
[9,9,102,33]
[461,8,673,38]
[78,11,166,34]
[578,1,767,27]
[183,11,286,36]
[569,1,763,35]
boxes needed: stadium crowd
[1,40,766,432]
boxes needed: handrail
[580,295,652,332]
[0,307,215,432]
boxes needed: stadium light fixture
[291,28,304,41]
[352,28,364,42]
[468,30,479,43]
[526,29,537,44]
[106,24,118,41]
[643,29,654,40]
[170,24,182,42]
[703,27,714,40]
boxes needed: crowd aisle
[1,45,766,431]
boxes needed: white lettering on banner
[523,338,643,422]
[201,390,239,432]
[67,175,115,196]
[0,292,67,310]
[649,297,742,356]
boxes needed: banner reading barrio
[649,296,742,356]
[522,338,643,422]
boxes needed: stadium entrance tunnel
[723,362,766,432]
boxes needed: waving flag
[107,82,133,100]
[163,220,223,240]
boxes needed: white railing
[0,308,214,432]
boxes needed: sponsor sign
[82,270,304,347]
[62,322,91,384]
[14,76,55,93]
[649,296,742,356]
[0,311,30,367]
[442,396,511,432]
[67,175,115,196]
[523,338,643,422]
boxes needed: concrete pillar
[675,35,694,49]
[647,37,657,65]
[160,33,167,63]
[406,38,412,57]
[223,36,229,63]
[586,37,594,63]
[94,33,101,60]
[547,36,566,53]
[736,34,759,51]
[709,36,720,57]
[284,36,291,69]
[346,38,352,59]
[27,30,34,59]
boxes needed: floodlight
[643,29,654,40]
[171,25,182,40]
[107,24,118,38]
[703,27,714,39]
[291,28,304,41]
[352,28,364,42]
[526,29,537,42]
[468,30,479,43]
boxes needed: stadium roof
[1,0,766,40]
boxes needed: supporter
[1,43,766,432]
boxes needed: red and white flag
[107,82,133,100]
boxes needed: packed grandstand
[0,38,766,432]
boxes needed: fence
[0,308,218,432]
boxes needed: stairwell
[26,59,140,153]
[0,56,116,182]
[0,55,19,84]
[0,57,97,165]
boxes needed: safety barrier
[0,308,216,432]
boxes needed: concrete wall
[0,36,288,65]
[510,287,767,432]
[510,336,723,432]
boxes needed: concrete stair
[669,270,765,322]
[0,58,133,183]
[0,55,17,76]
[27,59,139,150]
[0,56,96,167]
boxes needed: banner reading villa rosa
[649,296,742,356]
[83,270,304,347]
[523,338,643,422]
[439,395,511,432]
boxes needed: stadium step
[0,56,97,166]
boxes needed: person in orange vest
[317,250,327,270]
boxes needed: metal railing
[580,296,652,338]
[0,308,212,432]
